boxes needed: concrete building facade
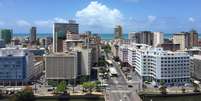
[45,52,77,80]
[127,44,190,85]
[0,48,34,84]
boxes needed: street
[104,53,142,101]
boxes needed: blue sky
[0,0,200,33]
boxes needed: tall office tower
[30,26,37,44]
[173,32,190,50]
[45,52,78,81]
[114,25,123,39]
[189,29,198,47]
[53,20,79,52]
[0,29,13,44]
[127,44,190,85]
[153,32,164,47]
[128,31,154,46]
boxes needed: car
[128,85,133,88]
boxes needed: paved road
[105,53,142,101]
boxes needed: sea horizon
[13,33,201,40]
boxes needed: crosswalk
[109,90,131,93]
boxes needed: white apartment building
[127,44,190,85]
[119,44,129,63]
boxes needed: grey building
[128,31,154,46]
[191,55,201,80]
[74,47,91,76]
[30,26,37,44]
[45,52,77,80]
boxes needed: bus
[106,60,113,66]
[109,67,118,77]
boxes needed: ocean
[13,33,200,40]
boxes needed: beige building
[45,52,77,80]
[153,32,164,47]
[173,32,190,50]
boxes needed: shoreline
[139,92,201,97]
[0,94,105,100]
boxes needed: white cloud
[53,17,67,23]
[75,1,123,29]
[16,20,31,27]
[124,0,141,3]
[148,15,157,22]
[189,17,195,22]
[34,20,52,27]
[34,17,67,27]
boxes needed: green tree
[10,86,35,101]
[95,81,102,92]
[56,81,67,93]
[82,82,97,94]
[159,86,167,95]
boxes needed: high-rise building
[0,29,13,44]
[153,32,164,47]
[173,32,190,50]
[128,31,154,46]
[30,26,37,44]
[127,44,190,85]
[53,20,79,52]
[189,29,198,47]
[74,47,92,76]
[114,25,123,39]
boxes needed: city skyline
[0,0,200,33]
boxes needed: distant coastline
[13,33,201,40]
